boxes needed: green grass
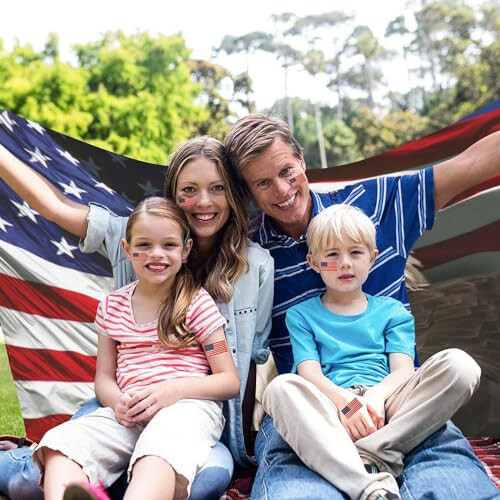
[0,329,25,436]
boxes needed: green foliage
[0,336,25,435]
[346,104,430,158]
[0,31,209,163]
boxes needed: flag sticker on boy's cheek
[288,172,307,186]
[131,252,148,261]
[176,194,195,207]
[320,261,337,271]
[204,339,228,357]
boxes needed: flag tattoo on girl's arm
[204,339,228,357]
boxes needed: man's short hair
[307,204,377,256]
[224,113,303,173]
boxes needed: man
[224,114,500,499]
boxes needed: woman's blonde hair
[126,197,199,348]
[307,204,377,257]
[163,136,248,302]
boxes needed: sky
[1,0,438,111]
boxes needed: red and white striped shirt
[95,282,226,393]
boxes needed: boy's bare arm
[362,352,414,428]
[368,352,415,400]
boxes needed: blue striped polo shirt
[252,168,435,374]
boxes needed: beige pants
[263,348,480,500]
[34,399,223,499]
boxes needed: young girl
[33,197,240,500]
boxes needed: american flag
[319,261,338,271]
[0,109,164,441]
[288,172,307,187]
[204,339,229,357]
[0,103,499,443]
[341,397,363,419]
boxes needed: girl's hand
[114,392,135,427]
[338,395,378,441]
[126,381,180,424]
[362,387,386,429]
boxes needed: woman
[0,137,273,499]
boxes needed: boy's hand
[126,381,181,423]
[114,392,135,427]
[339,396,378,441]
[362,387,386,429]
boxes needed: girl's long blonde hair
[126,197,199,347]
[163,137,248,302]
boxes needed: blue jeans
[253,414,500,500]
[0,398,233,500]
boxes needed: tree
[0,32,209,163]
[188,59,234,139]
[215,31,274,113]
[342,25,391,108]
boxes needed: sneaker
[364,462,380,474]
[368,489,400,500]
[63,482,110,500]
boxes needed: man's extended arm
[434,130,500,211]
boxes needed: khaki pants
[262,349,480,500]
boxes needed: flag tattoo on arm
[341,397,363,419]
[204,339,228,357]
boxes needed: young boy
[275,204,480,500]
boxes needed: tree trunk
[314,104,327,169]
[284,66,294,132]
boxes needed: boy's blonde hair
[307,204,377,256]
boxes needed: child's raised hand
[126,381,180,424]
[114,392,135,427]
[338,396,378,441]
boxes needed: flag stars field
[12,200,39,223]
[94,181,115,195]
[58,180,87,199]
[57,148,80,165]
[24,146,51,168]
[26,120,45,135]
[0,111,16,132]
[0,217,13,232]
[50,236,78,258]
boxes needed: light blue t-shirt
[286,293,415,388]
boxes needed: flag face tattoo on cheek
[176,194,196,208]
[320,260,338,271]
[131,252,148,261]
[288,172,307,186]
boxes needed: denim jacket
[80,203,274,466]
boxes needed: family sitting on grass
[0,114,499,500]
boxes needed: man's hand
[114,392,135,427]
[125,381,181,424]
